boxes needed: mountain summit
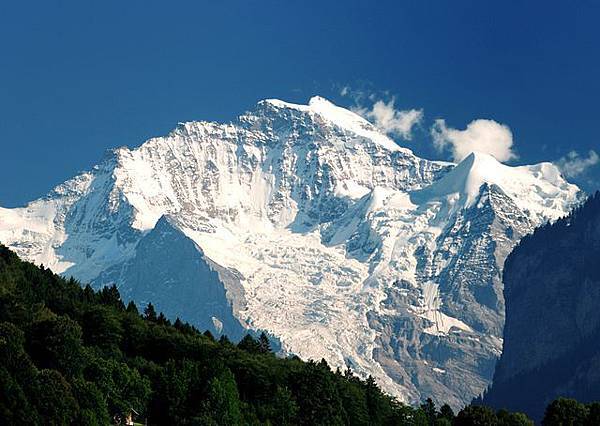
[0,97,581,407]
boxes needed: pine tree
[421,397,437,425]
[144,303,157,322]
[438,403,455,422]
[125,301,138,314]
[218,335,232,346]
[157,312,170,326]
[237,335,261,354]
[98,284,124,310]
[258,332,271,353]
[173,318,183,330]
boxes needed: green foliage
[258,331,271,353]
[237,334,262,354]
[144,302,157,322]
[28,313,86,377]
[542,397,589,426]
[71,377,111,425]
[31,369,79,425]
[496,409,534,426]
[585,402,600,426]
[421,397,437,425]
[291,359,345,425]
[203,367,243,425]
[0,243,595,425]
[455,405,499,425]
[0,244,411,425]
[270,385,299,425]
[81,305,123,352]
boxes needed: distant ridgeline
[481,191,600,422]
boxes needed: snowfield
[0,96,581,407]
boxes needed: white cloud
[431,118,516,163]
[352,99,423,140]
[556,150,599,178]
[338,86,422,140]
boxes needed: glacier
[0,96,581,407]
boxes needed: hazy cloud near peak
[354,99,423,140]
[339,86,422,140]
[431,118,517,163]
[556,150,599,178]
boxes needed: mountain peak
[308,95,334,107]
[414,151,509,203]
[261,96,404,152]
[0,97,581,409]
[413,151,579,218]
[261,95,336,111]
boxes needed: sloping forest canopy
[0,244,595,425]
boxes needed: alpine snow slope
[0,97,581,407]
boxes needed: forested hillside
[0,243,431,425]
[4,242,598,425]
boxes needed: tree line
[0,243,595,425]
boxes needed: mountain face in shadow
[482,192,600,421]
[92,216,246,340]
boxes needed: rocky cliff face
[92,216,246,339]
[483,192,600,421]
[0,96,581,407]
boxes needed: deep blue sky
[1,0,599,207]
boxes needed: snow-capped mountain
[0,96,581,407]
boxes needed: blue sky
[1,0,599,206]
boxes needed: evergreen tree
[365,375,393,424]
[98,284,125,310]
[291,359,345,425]
[81,305,123,351]
[271,385,299,425]
[125,300,138,314]
[237,334,262,354]
[219,334,232,346]
[258,331,271,353]
[421,397,437,425]
[438,403,455,422]
[144,302,157,322]
[337,378,369,426]
[156,312,170,326]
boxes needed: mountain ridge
[0,96,581,407]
